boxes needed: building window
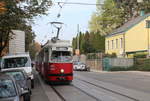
[107,41,109,50]
[112,40,114,49]
[146,20,150,28]
[120,38,123,48]
[116,39,118,49]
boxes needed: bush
[133,58,150,71]
[109,67,130,71]
[107,58,150,71]
[134,53,147,58]
[104,53,117,58]
[110,66,150,71]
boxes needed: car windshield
[5,72,25,81]
[79,62,84,65]
[73,62,78,65]
[0,79,16,98]
[74,62,84,65]
[51,51,72,62]
[3,57,31,68]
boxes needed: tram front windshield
[51,51,72,62]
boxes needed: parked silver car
[1,69,31,101]
[73,62,90,71]
[0,73,28,101]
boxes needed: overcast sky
[32,0,99,44]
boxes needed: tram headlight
[60,69,64,73]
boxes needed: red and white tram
[35,39,73,83]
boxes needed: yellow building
[105,14,150,58]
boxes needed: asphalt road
[31,71,150,101]
[75,71,150,93]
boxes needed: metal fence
[103,58,134,71]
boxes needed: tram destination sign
[56,47,68,51]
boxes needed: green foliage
[115,0,150,19]
[89,0,150,35]
[72,31,105,54]
[89,0,124,35]
[110,58,150,71]
[87,53,102,59]
[24,25,36,51]
[133,53,147,58]
[0,0,52,56]
[104,53,117,58]
[90,32,105,52]
[109,67,129,71]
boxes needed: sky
[32,0,99,44]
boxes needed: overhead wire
[41,1,102,44]
[56,0,68,18]
[40,0,67,44]
[47,0,68,40]
[55,2,103,6]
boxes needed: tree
[83,31,95,53]
[24,25,36,51]
[115,0,150,20]
[0,0,52,56]
[29,42,41,60]
[89,0,150,35]
[0,2,6,14]
[72,31,105,54]
[90,32,105,52]
[89,0,124,35]
[72,38,77,55]
[79,32,85,54]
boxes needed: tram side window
[51,51,72,62]
[44,49,49,62]
[39,51,44,63]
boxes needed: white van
[1,53,34,88]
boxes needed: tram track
[51,86,66,101]
[75,77,139,101]
[70,84,101,101]
[51,84,99,101]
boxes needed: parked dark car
[0,73,28,101]
[73,62,90,71]
[1,69,31,101]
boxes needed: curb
[90,70,150,76]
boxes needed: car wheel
[88,68,90,72]
[31,79,34,89]
[24,93,31,101]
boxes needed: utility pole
[75,24,80,61]
[77,24,80,50]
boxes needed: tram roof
[43,40,72,48]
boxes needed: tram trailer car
[36,40,73,83]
